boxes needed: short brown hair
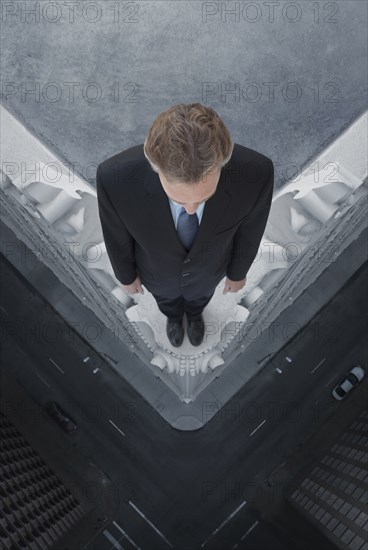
[144,103,234,185]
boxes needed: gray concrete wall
[1,0,367,188]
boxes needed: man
[96,103,274,348]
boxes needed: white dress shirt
[168,198,205,229]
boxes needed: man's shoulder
[227,143,273,193]
[97,143,148,185]
[231,143,273,170]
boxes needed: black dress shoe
[166,317,184,347]
[187,313,205,346]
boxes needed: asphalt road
[1,254,367,550]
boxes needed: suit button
[184,258,191,263]
[181,282,189,286]
[182,272,190,277]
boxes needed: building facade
[289,408,368,550]
[0,411,87,549]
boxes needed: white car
[331,365,366,401]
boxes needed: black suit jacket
[96,143,274,300]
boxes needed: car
[331,365,366,401]
[43,401,78,433]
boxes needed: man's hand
[223,276,246,294]
[122,275,144,295]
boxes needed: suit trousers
[151,290,215,322]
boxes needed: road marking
[103,530,125,549]
[233,521,259,547]
[48,357,64,374]
[128,500,173,548]
[36,372,51,388]
[325,373,339,388]
[250,419,267,437]
[0,305,9,315]
[201,500,247,547]
[310,357,326,374]
[108,419,126,437]
[112,521,141,550]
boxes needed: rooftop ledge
[1,104,367,429]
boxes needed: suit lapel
[143,168,232,256]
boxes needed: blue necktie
[177,207,199,250]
